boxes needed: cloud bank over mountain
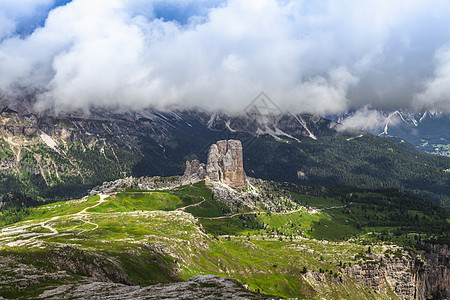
[414,45,450,113]
[1,0,450,114]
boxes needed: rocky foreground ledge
[18,275,281,300]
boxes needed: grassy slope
[1,181,448,299]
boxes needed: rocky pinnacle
[184,140,247,189]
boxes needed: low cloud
[1,0,450,114]
[413,44,450,113]
[337,106,398,132]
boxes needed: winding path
[0,194,111,243]
[39,217,60,236]
[76,193,109,235]
[199,208,305,220]
[77,194,109,214]
[198,206,347,220]
[176,199,206,211]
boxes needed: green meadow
[0,180,448,299]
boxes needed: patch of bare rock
[37,275,281,300]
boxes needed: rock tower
[184,140,246,189]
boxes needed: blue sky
[1,0,450,114]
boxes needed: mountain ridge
[332,109,450,157]
[0,107,449,208]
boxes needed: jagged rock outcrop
[90,176,189,195]
[415,244,449,299]
[340,245,449,300]
[342,256,416,298]
[184,159,206,179]
[184,140,246,189]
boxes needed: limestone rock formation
[184,140,247,189]
[183,159,206,179]
[206,140,246,189]
[340,245,449,300]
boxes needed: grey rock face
[206,144,221,182]
[341,245,449,300]
[183,140,246,189]
[206,140,246,189]
[184,159,206,179]
[36,275,280,300]
[206,140,245,189]
[415,244,449,300]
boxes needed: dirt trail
[0,194,110,242]
[200,203,348,220]
[201,211,262,220]
[39,217,60,236]
[176,199,206,211]
[76,194,109,235]
[321,205,346,210]
[199,207,315,220]
[0,223,36,238]
[77,194,109,215]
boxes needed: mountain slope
[0,108,449,207]
[334,109,450,156]
[0,178,448,299]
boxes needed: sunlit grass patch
[24,195,100,220]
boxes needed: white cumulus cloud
[0,0,450,114]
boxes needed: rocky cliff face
[184,159,206,179]
[206,140,246,189]
[184,140,247,189]
[340,245,449,300]
[415,244,449,300]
